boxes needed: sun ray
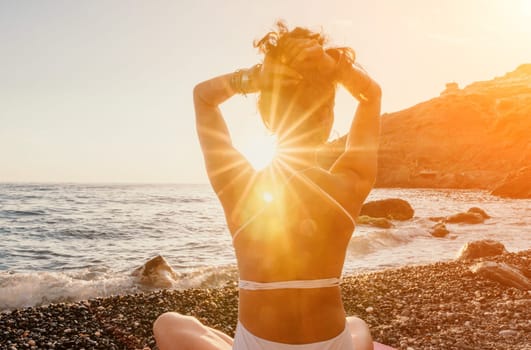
[274,91,333,149]
[273,154,343,218]
[229,171,260,229]
[232,171,257,207]
[203,151,250,178]
[197,124,233,144]
[274,85,304,139]
[269,63,287,134]
[214,163,254,194]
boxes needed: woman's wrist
[230,64,262,95]
[332,53,376,102]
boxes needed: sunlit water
[0,183,529,310]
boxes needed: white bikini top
[233,166,354,291]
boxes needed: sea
[0,183,529,311]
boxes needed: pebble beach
[1,250,529,350]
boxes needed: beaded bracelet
[230,64,262,95]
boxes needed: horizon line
[0,181,210,186]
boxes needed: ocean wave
[174,265,238,289]
[34,187,55,191]
[0,269,138,311]
[349,230,413,256]
[0,209,47,217]
[56,228,112,239]
[0,263,238,311]
[179,197,208,203]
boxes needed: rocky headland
[318,64,531,198]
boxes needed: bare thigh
[153,312,233,350]
[347,316,374,350]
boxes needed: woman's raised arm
[193,73,255,209]
[330,58,382,203]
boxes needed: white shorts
[232,321,354,350]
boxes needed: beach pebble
[430,222,449,238]
[365,306,374,313]
[498,329,519,338]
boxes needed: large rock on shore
[445,211,485,224]
[132,255,178,288]
[491,166,531,199]
[430,207,490,224]
[457,240,508,260]
[470,261,531,290]
[468,207,490,219]
[360,198,414,221]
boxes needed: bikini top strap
[238,277,340,290]
[231,206,267,242]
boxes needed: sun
[241,132,278,170]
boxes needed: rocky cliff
[319,64,531,195]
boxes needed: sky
[1,0,530,184]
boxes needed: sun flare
[263,192,274,203]
[241,133,278,170]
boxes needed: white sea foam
[174,265,239,289]
[0,264,240,311]
[0,269,137,311]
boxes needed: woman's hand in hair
[258,56,303,90]
[281,38,336,78]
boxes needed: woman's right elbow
[368,81,382,101]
